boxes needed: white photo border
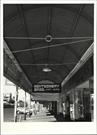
[1,0,97,134]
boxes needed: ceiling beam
[61,42,93,88]
[11,39,81,61]
[4,40,32,92]
[31,93,60,101]
[47,7,53,35]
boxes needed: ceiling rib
[46,7,53,64]
[17,5,35,62]
[11,38,92,53]
[70,5,85,36]
[19,62,76,66]
[47,7,53,35]
[4,36,93,40]
[62,5,86,63]
[17,4,38,75]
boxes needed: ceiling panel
[4,4,94,85]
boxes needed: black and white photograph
[1,0,97,134]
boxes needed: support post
[57,94,63,115]
[24,91,26,120]
[57,94,63,121]
[30,94,31,108]
[14,85,18,122]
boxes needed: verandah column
[57,93,63,120]
[14,85,18,122]
[24,91,26,120]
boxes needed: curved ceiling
[4,4,94,84]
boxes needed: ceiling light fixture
[45,35,53,42]
[42,64,52,72]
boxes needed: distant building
[3,93,15,104]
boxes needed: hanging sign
[33,84,61,93]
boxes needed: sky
[3,76,30,102]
